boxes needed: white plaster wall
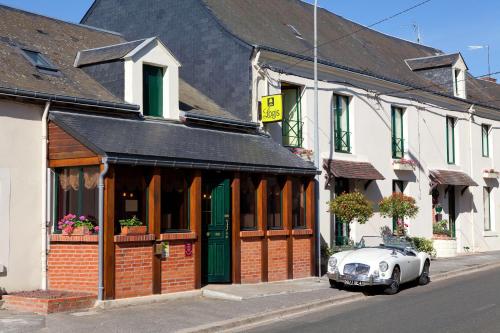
[0,100,43,292]
[124,39,180,120]
[254,64,500,253]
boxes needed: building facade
[83,0,500,257]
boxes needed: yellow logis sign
[261,94,283,123]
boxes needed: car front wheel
[418,260,430,285]
[384,266,401,295]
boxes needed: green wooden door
[203,178,231,283]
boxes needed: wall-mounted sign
[185,242,193,257]
[261,94,283,123]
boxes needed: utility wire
[276,0,433,72]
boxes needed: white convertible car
[327,236,431,294]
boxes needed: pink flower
[94,226,99,232]
[79,216,86,221]
[404,223,409,227]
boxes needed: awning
[323,159,384,187]
[49,111,318,176]
[429,169,478,187]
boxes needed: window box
[65,226,92,236]
[289,147,313,162]
[392,158,415,171]
[483,169,499,179]
[120,225,147,236]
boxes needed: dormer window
[453,68,466,98]
[21,48,59,74]
[143,65,164,117]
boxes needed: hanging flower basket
[392,158,416,171]
[483,169,499,179]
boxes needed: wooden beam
[306,178,316,277]
[190,171,202,289]
[231,173,241,284]
[283,177,293,279]
[149,168,162,294]
[48,157,101,168]
[103,165,115,299]
[257,177,268,282]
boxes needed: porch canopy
[429,169,478,187]
[323,159,384,187]
[48,111,317,175]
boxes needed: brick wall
[292,236,312,278]
[240,237,262,283]
[161,241,196,293]
[267,236,288,282]
[115,241,153,299]
[48,236,98,294]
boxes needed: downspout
[468,105,475,252]
[41,101,50,290]
[98,158,109,301]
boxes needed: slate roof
[323,159,385,184]
[406,54,463,71]
[0,5,127,103]
[200,0,500,111]
[75,38,147,66]
[429,169,478,187]
[49,111,317,175]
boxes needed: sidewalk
[1,251,500,333]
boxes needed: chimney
[479,77,497,83]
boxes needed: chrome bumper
[327,271,393,286]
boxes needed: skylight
[21,48,59,73]
[287,24,304,40]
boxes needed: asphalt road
[246,266,500,333]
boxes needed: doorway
[334,178,350,246]
[448,186,456,238]
[202,177,231,283]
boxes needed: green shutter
[391,107,404,159]
[143,65,163,117]
[282,87,303,147]
[334,94,350,153]
[446,117,455,164]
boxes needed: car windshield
[356,236,415,251]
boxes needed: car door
[401,250,420,282]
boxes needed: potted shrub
[433,219,451,239]
[328,191,374,226]
[58,214,98,236]
[118,216,147,235]
[379,193,419,236]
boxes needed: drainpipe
[41,101,50,290]
[468,105,475,252]
[98,158,109,301]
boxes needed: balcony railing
[392,137,404,159]
[335,130,351,153]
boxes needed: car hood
[339,247,395,266]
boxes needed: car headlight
[328,257,338,271]
[379,261,389,272]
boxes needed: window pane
[482,125,489,157]
[447,117,455,164]
[292,178,305,228]
[143,65,163,117]
[484,187,491,231]
[282,87,302,147]
[57,169,79,222]
[161,171,189,232]
[241,176,257,230]
[334,95,350,153]
[81,167,99,222]
[267,177,282,229]
[391,107,404,158]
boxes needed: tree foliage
[379,192,419,220]
[328,191,374,224]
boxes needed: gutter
[0,86,140,112]
[97,158,109,302]
[41,101,50,290]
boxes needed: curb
[96,290,202,310]
[177,293,366,333]
[180,261,500,333]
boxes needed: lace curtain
[59,167,99,191]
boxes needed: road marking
[474,304,496,312]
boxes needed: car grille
[343,263,370,276]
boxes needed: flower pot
[392,162,414,171]
[483,171,499,179]
[64,226,91,236]
[120,225,147,236]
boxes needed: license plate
[345,280,363,286]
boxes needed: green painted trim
[446,117,456,164]
[53,172,60,233]
[143,65,163,117]
[282,87,303,148]
[391,106,404,159]
[334,94,351,153]
[482,124,490,157]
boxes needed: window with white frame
[446,116,456,164]
[333,94,351,153]
[482,124,490,157]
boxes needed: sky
[1,0,498,78]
